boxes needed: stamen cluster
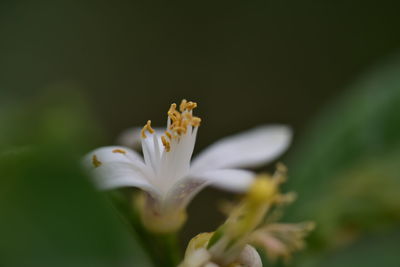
[162,100,201,152]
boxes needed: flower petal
[90,161,156,194]
[83,146,143,168]
[191,125,292,172]
[236,245,262,267]
[165,169,254,211]
[116,126,165,149]
[191,169,255,192]
[83,146,156,194]
[164,178,206,210]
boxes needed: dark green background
[1,1,399,137]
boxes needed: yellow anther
[185,101,197,111]
[168,110,181,122]
[161,135,171,152]
[165,131,172,139]
[180,99,198,112]
[112,149,127,154]
[168,103,178,118]
[162,99,201,149]
[92,155,102,168]
[191,117,201,127]
[179,99,187,112]
[146,120,155,133]
[141,120,155,138]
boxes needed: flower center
[141,99,201,152]
[137,99,201,194]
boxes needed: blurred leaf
[308,151,400,243]
[302,230,400,267]
[0,89,152,267]
[0,84,104,153]
[283,56,400,264]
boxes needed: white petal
[91,161,156,194]
[83,146,143,169]
[141,132,163,173]
[237,245,262,267]
[165,169,254,210]
[191,169,255,192]
[191,125,292,172]
[83,146,156,194]
[116,126,165,149]
[164,178,206,210]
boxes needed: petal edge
[191,125,292,172]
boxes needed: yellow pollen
[168,104,178,118]
[168,109,181,122]
[165,131,172,139]
[141,120,155,138]
[179,99,187,112]
[92,155,102,168]
[179,99,198,112]
[191,117,201,127]
[112,149,127,154]
[186,101,197,111]
[162,99,201,152]
[161,135,171,152]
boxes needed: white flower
[84,100,291,232]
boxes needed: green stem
[132,225,181,266]
[109,190,182,267]
[159,233,181,266]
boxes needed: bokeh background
[1,1,400,267]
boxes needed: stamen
[92,155,102,168]
[191,117,201,127]
[112,149,127,154]
[161,136,171,152]
[168,103,178,120]
[173,126,187,135]
[168,109,181,123]
[179,99,187,112]
[181,119,189,129]
[179,99,198,112]
[185,101,197,111]
[183,112,201,127]
[165,131,172,139]
[162,99,201,151]
[141,120,155,138]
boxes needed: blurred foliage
[284,57,400,266]
[0,89,152,267]
[320,230,400,267]
[0,85,103,152]
[108,189,182,267]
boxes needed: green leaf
[0,89,153,267]
[301,230,400,267]
[286,57,400,231]
[281,57,400,266]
